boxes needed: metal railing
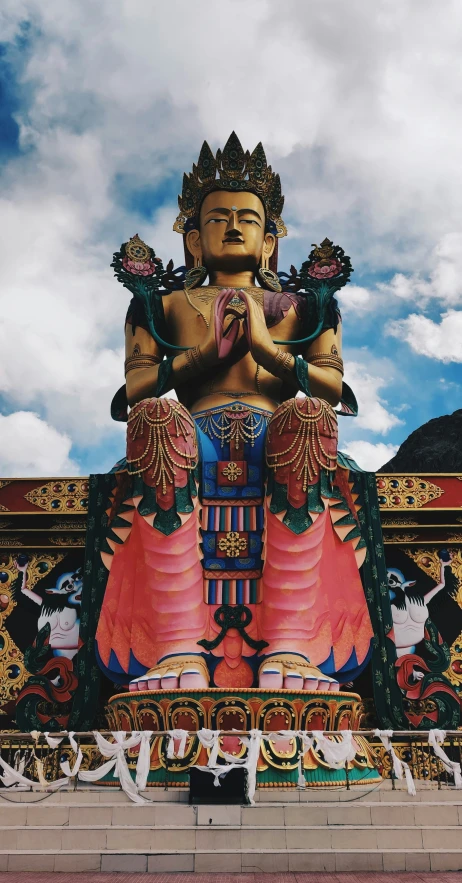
[0,730,460,791]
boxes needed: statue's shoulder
[262,288,306,328]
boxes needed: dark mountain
[379,409,462,472]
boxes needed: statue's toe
[179,666,208,689]
[128,675,149,692]
[317,677,333,692]
[259,664,283,690]
[283,671,304,690]
[161,671,179,689]
[304,675,319,691]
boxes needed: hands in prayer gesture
[200,288,278,373]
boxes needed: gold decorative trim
[383,532,418,543]
[24,480,89,513]
[376,476,444,509]
[381,516,419,527]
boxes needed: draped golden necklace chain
[183,286,264,329]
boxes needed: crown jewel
[173,132,287,238]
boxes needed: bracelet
[190,345,204,373]
[124,354,162,375]
[184,345,205,375]
[183,349,195,373]
[275,348,294,374]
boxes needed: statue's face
[186,190,275,272]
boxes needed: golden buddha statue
[96,133,373,694]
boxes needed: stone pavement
[1,874,462,882]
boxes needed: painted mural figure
[386,552,460,726]
[96,133,374,692]
[14,558,82,659]
[388,557,453,661]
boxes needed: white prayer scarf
[192,729,263,804]
[166,729,189,759]
[374,729,416,796]
[428,730,462,788]
[60,732,83,778]
[78,731,147,804]
[312,730,356,770]
[197,729,221,767]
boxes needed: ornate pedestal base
[106,688,380,788]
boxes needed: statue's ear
[185,228,202,262]
[263,231,276,261]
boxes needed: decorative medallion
[217,531,248,557]
[376,476,444,509]
[24,480,89,513]
[221,462,243,482]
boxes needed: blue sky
[0,0,461,476]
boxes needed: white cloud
[378,233,462,307]
[337,285,374,315]
[0,411,78,476]
[343,360,403,434]
[388,310,462,363]
[3,0,462,265]
[342,440,398,472]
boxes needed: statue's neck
[207,269,256,289]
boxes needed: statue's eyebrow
[205,207,262,219]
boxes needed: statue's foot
[258,654,339,692]
[129,655,209,692]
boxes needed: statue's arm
[264,325,342,407]
[125,312,220,408]
[125,324,165,407]
[243,294,343,407]
[301,325,343,407]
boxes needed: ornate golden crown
[173,131,287,238]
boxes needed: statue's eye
[207,218,226,224]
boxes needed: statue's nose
[225,211,241,236]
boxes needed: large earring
[185,254,207,289]
[257,251,282,292]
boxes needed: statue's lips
[223,239,245,245]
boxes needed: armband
[124,353,162,375]
[307,352,344,375]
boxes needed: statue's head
[174,133,286,279]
